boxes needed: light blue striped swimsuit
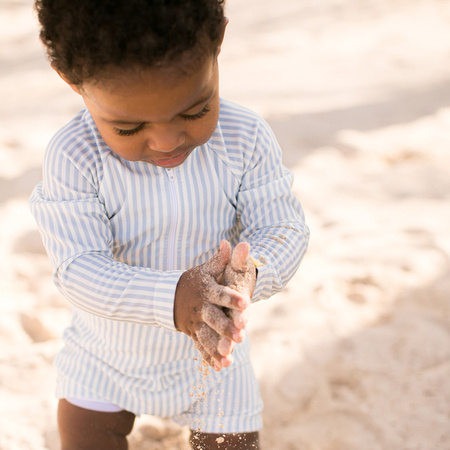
[29,99,309,432]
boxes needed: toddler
[30,0,309,448]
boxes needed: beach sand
[1,0,450,448]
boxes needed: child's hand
[174,240,250,371]
[221,242,257,357]
[223,242,256,301]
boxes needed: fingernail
[238,298,249,308]
[233,330,245,342]
[218,338,231,356]
[237,316,247,328]
[237,309,250,327]
[221,356,233,367]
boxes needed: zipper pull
[166,168,175,181]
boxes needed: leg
[190,430,260,449]
[58,399,136,450]
[175,358,263,449]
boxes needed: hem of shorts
[65,397,124,413]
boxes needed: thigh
[190,430,260,449]
[58,399,136,450]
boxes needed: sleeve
[29,137,180,331]
[236,119,310,302]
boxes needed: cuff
[250,263,276,302]
[153,270,184,331]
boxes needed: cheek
[196,121,217,143]
[195,107,220,143]
[98,127,143,160]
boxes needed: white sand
[1,0,450,448]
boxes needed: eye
[180,105,211,122]
[114,123,145,137]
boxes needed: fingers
[209,285,250,311]
[201,303,246,343]
[197,300,248,372]
[228,307,249,330]
[193,340,220,371]
[174,240,235,336]
[199,240,253,312]
[224,243,256,299]
[229,242,251,270]
[175,240,254,372]
[202,239,232,279]
[195,325,234,371]
[218,337,235,357]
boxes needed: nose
[146,123,185,153]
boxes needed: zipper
[166,168,178,270]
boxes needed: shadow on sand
[267,80,450,168]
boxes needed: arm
[236,119,309,302]
[29,136,181,330]
[187,118,309,369]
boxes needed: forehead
[81,58,218,123]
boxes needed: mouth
[149,149,192,168]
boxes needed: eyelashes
[180,106,211,122]
[114,105,211,137]
[115,123,145,137]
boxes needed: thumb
[203,239,231,278]
[224,242,255,298]
[230,242,251,271]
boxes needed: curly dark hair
[35,0,226,85]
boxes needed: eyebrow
[102,91,214,126]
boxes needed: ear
[51,63,83,95]
[216,17,229,55]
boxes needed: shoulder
[210,99,281,172]
[47,109,97,154]
[218,98,270,135]
[44,109,107,183]
[217,98,279,148]
[219,98,261,123]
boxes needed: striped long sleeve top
[29,98,309,414]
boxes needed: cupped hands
[174,240,256,371]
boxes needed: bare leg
[190,430,260,449]
[58,399,136,450]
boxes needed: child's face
[76,58,220,168]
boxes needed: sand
[1,0,450,449]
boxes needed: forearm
[55,252,182,330]
[236,127,310,300]
[246,219,310,301]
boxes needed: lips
[150,149,191,168]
